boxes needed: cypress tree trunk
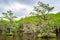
[0,33,2,40]
[56,28,59,39]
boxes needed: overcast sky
[0,0,60,19]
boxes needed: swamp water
[0,35,60,40]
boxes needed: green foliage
[2,10,17,21]
[0,2,60,38]
[38,1,54,12]
[30,1,55,37]
[2,10,17,34]
[0,11,60,37]
[16,12,60,37]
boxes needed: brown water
[38,38,57,40]
[0,34,60,40]
[0,36,60,40]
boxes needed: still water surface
[0,35,60,40]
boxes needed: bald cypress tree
[31,1,55,37]
[2,10,17,35]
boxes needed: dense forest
[0,1,60,40]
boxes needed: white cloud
[4,2,33,11]
[1,2,33,19]
[0,0,60,20]
[0,2,34,20]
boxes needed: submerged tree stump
[0,33,3,40]
[0,29,3,40]
[55,28,60,40]
[24,33,34,40]
[23,26,35,40]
